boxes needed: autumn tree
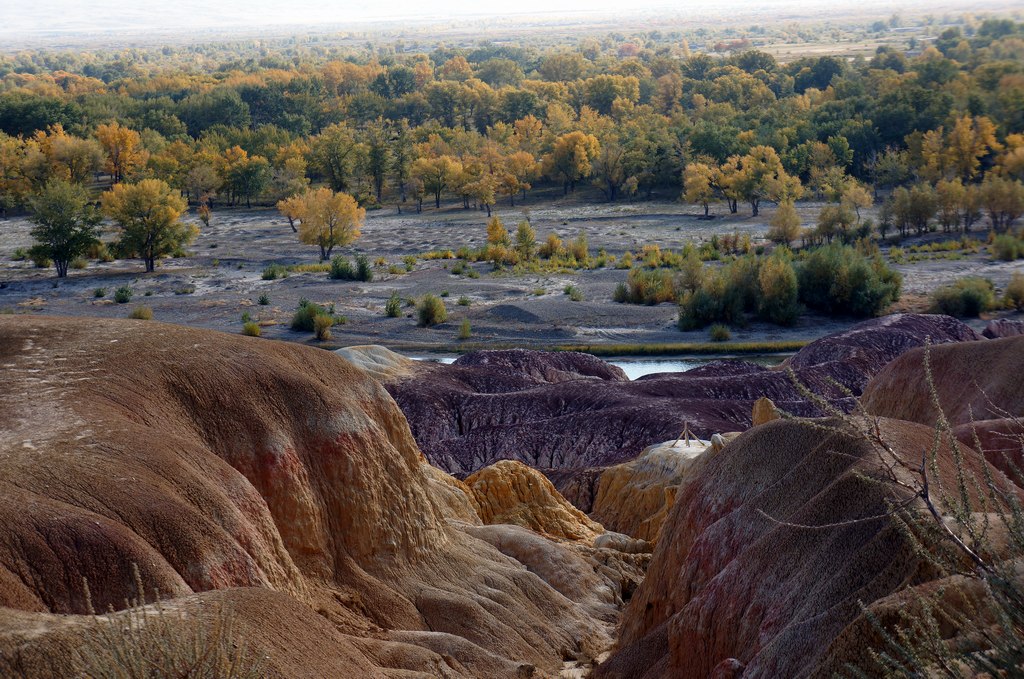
[979,175,1024,232]
[411,155,462,209]
[310,123,359,192]
[767,200,801,244]
[503,151,539,206]
[515,220,536,260]
[286,188,365,260]
[95,122,145,183]
[28,179,100,277]
[544,131,600,195]
[729,146,802,216]
[362,119,392,203]
[101,179,193,272]
[683,162,717,217]
[227,155,271,208]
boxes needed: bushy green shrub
[114,286,133,304]
[242,321,261,337]
[678,271,744,330]
[355,254,373,282]
[622,268,676,305]
[328,256,354,279]
[991,233,1024,261]
[931,277,996,317]
[291,299,337,331]
[128,305,152,320]
[757,253,801,325]
[458,319,472,340]
[797,243,901,317]
[564,284,583,301]
[1006,272,1024,311]
[257,294,270,305]
[709,323,731,342]
[457,295,471,306]
[261,264,288,280]
[313,314,333,340]
[93,287,106,298]
[385,291,402,317]
[417,295,447,327]
[612,282,629,303]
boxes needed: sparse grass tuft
[128,306,153,320]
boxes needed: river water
[410,354,786,380]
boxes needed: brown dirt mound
[862,334,1024,427]
[597,416,1016,679]
[0,316,615,677]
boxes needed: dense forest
[2,15,1024,239]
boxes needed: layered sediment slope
[386,314,979,476]
[597,415,1016,679]
[0,316,621,677]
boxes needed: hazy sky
[7,0,667,34]
[3,0,1004,40]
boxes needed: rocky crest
[385,314,980,478]
[0,317,633,678]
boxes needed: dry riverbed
[1,198,1021,351]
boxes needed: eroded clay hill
[0,316,631,678]
[863,334,1024,486]
[385,314,979,477]
[596,415,1019,679]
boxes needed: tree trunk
[434,193,441,209]
[56,259,68,278]
[704,203,709,217]
[485,204,491,217]
[145,256,155,273]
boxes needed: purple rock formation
[982,318,1024,339]
[385,314,981,478]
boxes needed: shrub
[291,299,334,331]
[466,268,480,279]
[418,295,447,327]
[93,287,106,298]
[797,243,901,317]
[623,268,676,305]
[564,284,583,301]
[709,324,731,341]
[257,294,270,305]
[71,257,87,270]
[313,314,333,340]
[1006,273,1024,311]
[991,233,1023,261]
[613,281,629,303]
[113,286,133,304]
[262,264,288,280]
[12,247,27,261]
[385,291,402,317]
[457,295,471,306]
[328,256,354,279]
[458,319,472,340]
[930,277,996,317]
[29,247,52,268]
[403,255,417,272]
[757,254,801,325]
[678,271,744,330]
[242,321,261,337]
[355,254,373,281]
[568,231,588,261]
[128,305,153,320]
[538,233,563,258]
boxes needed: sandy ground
[1,196,1021,351]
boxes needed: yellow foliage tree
[288,188,365,260]
[95,122,146,183]
[101,179,193,272]
[543,131,600,195]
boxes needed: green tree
[227,155,271,208]
[101,179,194,272]
[27,179,100,277]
